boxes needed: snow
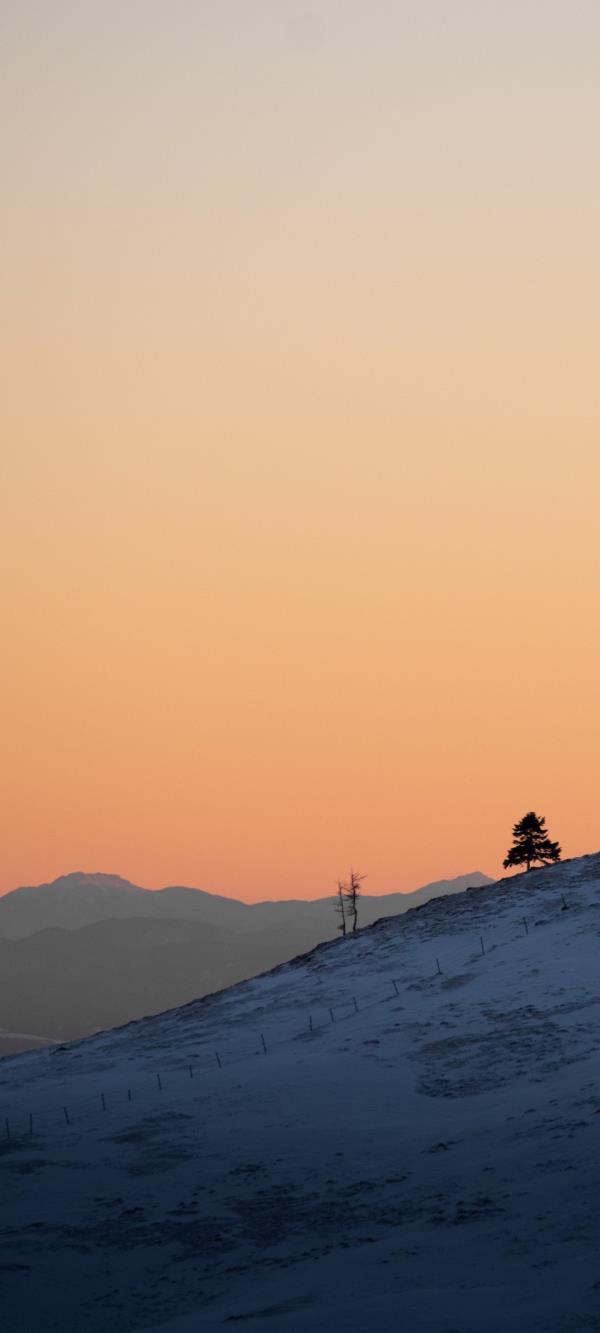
[2,853,600,1332]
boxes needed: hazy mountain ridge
[0,869,493,938]
[2,852,600,1332]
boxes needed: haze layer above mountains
[0,871,491,1053]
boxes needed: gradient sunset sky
[1,2,599,898]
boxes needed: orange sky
[1,3,599,899]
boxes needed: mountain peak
[37,872,144,893]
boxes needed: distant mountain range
[0,870,493,1054]
[0,870,493,938]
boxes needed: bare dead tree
[335,880,347,936]
[343,870,366,932]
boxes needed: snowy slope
[2,853,600,1333]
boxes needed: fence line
[0,895,576,1144]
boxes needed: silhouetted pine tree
[503,812,562,872]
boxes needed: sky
[1,1,599,899]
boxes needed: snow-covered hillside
[2,853,600,1333]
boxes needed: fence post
[436,958,442,975]
[523,917,529,936]
[329,1007,335,1023]
[561,894,568,910]
[157,1073,163,1091]
[480,935,485,956]
[188,1064,194,1079]
[392,979,399,996]
[261,1033,267,1054]
[127,1088,132,1102]
[215,1052,222,1069]
[63,1107,70,1125]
